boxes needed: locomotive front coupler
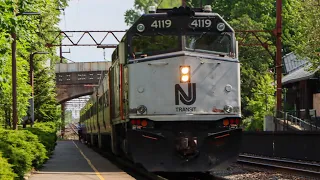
[175,132,199,161]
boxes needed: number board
[189,18,214,28]
[151,19,173,29]
[130,15,233,34]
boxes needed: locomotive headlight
[181,75,189,82]
[224,105,233,113]
[137,105,147,115]
[181,67,190,74]
[180,66,190,83]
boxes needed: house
[282,53,320,119]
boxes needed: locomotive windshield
[131,34,181,58]
[129,32,234,59]
[185,32,233,55]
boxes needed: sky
[57,0,135,62]
[59,0,135,118]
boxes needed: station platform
[29,140,135,180]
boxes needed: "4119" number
[151,20,172,28]
[190,19,212,28]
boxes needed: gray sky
[57,0,134,62]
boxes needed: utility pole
[11,32,17,130]
[276,0,283,115]
[11,12,41,130]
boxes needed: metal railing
[276,111,319,131]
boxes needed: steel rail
[239,154,320,168]
[238,154,320,178]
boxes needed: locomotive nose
[175,133,199,160]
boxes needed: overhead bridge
[55,62,111,103]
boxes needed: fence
[240,131,320,162]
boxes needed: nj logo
[175,83,196,105]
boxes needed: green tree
[292,0,320,68]
[244,73,275,130]
[65,110,72,124]
[34,65,60,122]
[124,0,182,25]
[0,0,69,127]
[211,1,305,129]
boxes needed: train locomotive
[80,5,242,172]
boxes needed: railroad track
[59,123,79,140]
[68,123,78,135]
[237,154,320,178]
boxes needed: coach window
[129,34,181,59]
[185,32,234,57]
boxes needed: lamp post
[27,51,49,127]
[12,11,41,130]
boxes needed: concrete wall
[264,115,275,131]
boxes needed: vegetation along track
[237,154,320,178]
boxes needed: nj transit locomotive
[80,5,242,172]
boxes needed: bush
[21,130,48,168]
[0,122,58,179]
[26,122,58,155]
[0,152,16,180]
[0,129,47,178]
[242,117,263,131]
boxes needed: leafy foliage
[34,65,61,122]
[0,129,47,178]
[292,0,320,68]
[26,121,58,155]
[244,73,276,130]
[124,0,182,25]
[0,152,16,180]
[0,0,69,127]
[0,122,58,178]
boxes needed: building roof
[282,64,318,85]
[282,53,319,85]
[283,52,308,74]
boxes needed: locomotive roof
[127,7,234,35]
